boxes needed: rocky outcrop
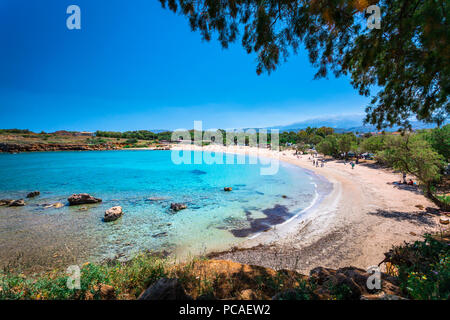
[181,260,401,300]
[138,278,193,300]
[309,266,400,300]
[104,206,123,222]
[8,199,25,207]
[170,203,187,212]
[68,193,102,206]
[0,143,121,153]
[26,191,40,198]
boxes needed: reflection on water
[0,150,326,273]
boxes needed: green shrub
[405,255,450,299]
[436,194,450,206]
[329,282,354,300]
[124,138,138,145]
[86,138,107,145]
[0,253,169,300]
[388,234,450,300]
[273,280,317,300]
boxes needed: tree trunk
[425,183,450,211]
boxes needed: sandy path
[172,144,443,274]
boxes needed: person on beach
[351,162,355,169]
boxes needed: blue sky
[0,0,369,132]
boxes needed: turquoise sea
[0,150,329,272]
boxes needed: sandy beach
[173,144,443,274]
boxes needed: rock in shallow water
[104,206,123,222]
[170,203,187,212]
[68,193,102,206]
[8,199,25,207]
[26,191,40,198]
[0,199,14,206]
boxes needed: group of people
[309,156,325,168]
[399,173,416,185]
[306,153,360,170]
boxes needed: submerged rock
[44,202,64,209]
[26,191,40,198]
[224,187,232,192]
[191,169,207,175]
[147,196,170,201]
[104,206,123,222]
[9,199,25,207]
[170,203,187,212]
[68,193,102,206]
[152,232,168,238]
[138,278,192,300]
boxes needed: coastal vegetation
[1,125,448,208]
[96,130,173,142]
[1,233,448,300]
[311,126,449,209]
[0,130,165,151]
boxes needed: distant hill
[265,114,441,133]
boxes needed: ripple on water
[0,150,323,272]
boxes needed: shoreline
[0,146,444,275]
[172,144,442,274]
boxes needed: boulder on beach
[224,187,232,192]
[9,199,25,207]
[104,206,123,222]
[170,203,187,212]
[68,193,102,206]
[26,191,40,198]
